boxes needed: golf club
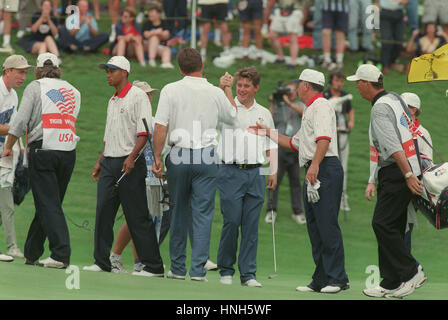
[268,188,278,279]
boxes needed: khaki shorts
[0,0,19,12]
[422,0,448,25]
[270,9,303,35]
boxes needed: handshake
[328,94,353,113]
[220,72,234,89]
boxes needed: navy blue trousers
[303,157,348,288]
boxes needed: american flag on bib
[46,88,76,115]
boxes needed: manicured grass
[0,13,447,300]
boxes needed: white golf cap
[133,80,158,93]
[99,56,131,73]
[298,69,325,86]
[401,92,421,109]
[2,55,33,70]
[347,64,382,82]
[36,53,60,67]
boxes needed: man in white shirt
[152,47,237,281]
[0,55,31,262]
[217,67,277,288]
[84,56,164,277]
[250,69,349,294]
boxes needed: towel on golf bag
[413,162,448,229]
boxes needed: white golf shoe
[83,264,105,272]
[265,211,277,224]
[242,279,262,288]
[132,270,164,277]
[363,285,397,298]
[0,253,14,262]
[166,270,186,280]
[39,257,67,269]
[415,264,427,289]
[220,276,232,285]
[205,259,218,271]
[7,247,24,259]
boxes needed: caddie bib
[38,78,81,151]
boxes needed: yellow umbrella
[408,43,448,83]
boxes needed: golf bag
[413,162,448,229]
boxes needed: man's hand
[348,119,355,131]
[152,155,163,178]
[282,94,291,105]
[267,173,277,190]
[219,72,234,89]
[248,122,269,137]
[1,147,13,158]
[92,162,101,182]
[122,155,135,175]
[365,183,376,201]
[406,175,424,195]
[305,163,319,186]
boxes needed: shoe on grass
[363,285,397,298]
[220,275,232,285]
[167,270,186,280]
[132,270,164,277]
[7,247,24,259]
[291,213,306,225]
[39,257,67,269]
[83,264,105,272]
[205,259,218,271]
[0,253,14,262]
[242,279,262,288]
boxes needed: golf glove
[307,179,321,203]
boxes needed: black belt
[224,162,263,170]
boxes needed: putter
[268,189,278,279]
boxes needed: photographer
[323,72,354,212]
[265,80,306,225]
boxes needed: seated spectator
[18,0,60,57]
[404,22,448,74]
[406,23,448,57]
[142,5,174,68]
[111,7,146,66]
[58,0,108,54]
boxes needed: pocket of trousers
[32,150,55,172]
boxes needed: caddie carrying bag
[413,162,448,229]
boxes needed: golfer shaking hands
[249,69,349,294]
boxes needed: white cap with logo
[347,64,383,82]
[37,53,61,68]
[99,56,131,73]
[133,80,158,93]
[298,69,325,87]
[2,55,33,70]
[401,92,421,109]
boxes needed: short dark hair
[235,67,260,87]
[148,4,162,13]
[370,75,384,89]
[308,82,324,93]
[330,71,345,84]
[177,48,202,74]
[123,6,136,18]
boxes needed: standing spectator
[265,81,306,225]
[348,0,373,52]
[163,0,187,38]
[422,0,448,35]
[405,0,419,36]
[239,0,264,59]
[152,48,237,282]
[265,0,310,71]
[348,64,426,298]
[312,0,323,50]
[16,0,42,39]
[84,56,164,276]
[0,0,19,51]
[0,55,32,261]
[58,0,108,53]
[3,53,81,268]
[250,69,349,294]
[321,0,349,71]
[378,0,408,74]
[108,0,120,42]
[19,0,60,57]
[112,7,146,67]
[323,72,354,211]
[216,68,277,288]
[198,0,231,60]
[142,5,174,68]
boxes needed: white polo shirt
[103,82,153,157]
[290,94,338,167]
[0,76,18,153]
[218,97,277,164]
[155,76,237,149]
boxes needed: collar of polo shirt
[306,93,323,107]
[235,96,257,110]
[113,81,132,98]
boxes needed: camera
[273,81,292,104]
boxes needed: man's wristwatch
[404,171,413,179]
